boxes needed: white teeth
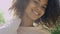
[33,11,38,15]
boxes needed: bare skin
[20,0,48,27]
[20,13,33,27]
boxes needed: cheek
[25,7,32,15]
[25,4,35,14]
[39,10,45,17]
[40,0,48,6]
[41,0,48,3]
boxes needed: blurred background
[0,0,12,24]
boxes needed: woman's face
[25,0,48,20]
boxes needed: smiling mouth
[32,9,40,16]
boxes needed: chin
[31,17,39,20]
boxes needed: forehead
[30,0,48,2]
[40,0,48,4]
[40,0,48,2]
[30,0,48,5]
[28,0,48,7]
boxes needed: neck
[20,13,33,27]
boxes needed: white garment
[17,27,50,34]
[0,18,21,34]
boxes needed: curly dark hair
[9,0,60,27]
[35,0,60,27]
[9,0,30,18]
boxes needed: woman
[9,0,60,28]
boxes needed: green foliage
[49,17,60,34]
[0,9,5,24]
[50,25,60,34]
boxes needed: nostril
[38,13,40,16]
[38,0,40,1]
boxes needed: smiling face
[25,0,48,20]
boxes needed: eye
[33,0,40,7]
[34,1,38,4]
[42,6,47,9]
[41,4,47,9]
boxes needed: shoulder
[17,27,50,34]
